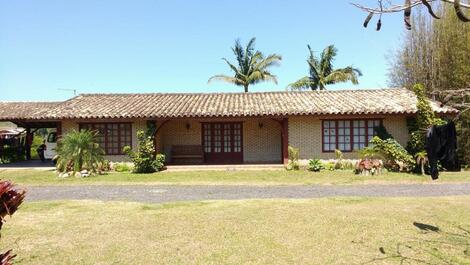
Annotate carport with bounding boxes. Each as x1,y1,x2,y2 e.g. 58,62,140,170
0,102,61,161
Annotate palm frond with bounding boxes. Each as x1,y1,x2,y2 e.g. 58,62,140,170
260,72,278,85
307,60,320,80
208,75,245,86
307,45,319,69
222,58,242,75
320,45,338,76
246,37,256,57
232,39,245,70
324,67,363,85
255,54,282,70
287,77,314,90
243,38,256,73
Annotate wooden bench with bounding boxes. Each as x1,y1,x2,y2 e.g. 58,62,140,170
171,145,204,164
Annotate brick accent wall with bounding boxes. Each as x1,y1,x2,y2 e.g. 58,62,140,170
159,120,202,161
243,119,281,163
382,116,410,147
157,118,282,164
288,115,410,163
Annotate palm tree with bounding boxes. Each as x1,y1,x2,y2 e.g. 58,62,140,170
208,38,282,93
288,45,362,91
55,130,105,175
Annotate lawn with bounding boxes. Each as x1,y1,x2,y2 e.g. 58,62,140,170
2,197,470,264
0,169,470,186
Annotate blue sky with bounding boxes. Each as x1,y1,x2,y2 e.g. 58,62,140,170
0,0,404,101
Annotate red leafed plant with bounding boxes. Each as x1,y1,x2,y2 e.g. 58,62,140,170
0,180,26,265
0,250,15,265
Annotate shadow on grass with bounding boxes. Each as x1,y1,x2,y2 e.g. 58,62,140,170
362,222,470,264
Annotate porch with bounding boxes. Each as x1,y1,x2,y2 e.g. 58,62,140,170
152,117,289,165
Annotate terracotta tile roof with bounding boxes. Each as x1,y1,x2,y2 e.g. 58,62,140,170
0,102,60,120
0,88,458,120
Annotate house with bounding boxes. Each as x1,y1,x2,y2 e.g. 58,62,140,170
0,88,457,165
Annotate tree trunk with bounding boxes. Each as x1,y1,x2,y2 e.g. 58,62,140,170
244,84,249,93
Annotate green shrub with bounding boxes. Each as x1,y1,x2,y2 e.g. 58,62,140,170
0,145,20,164
287,146,300,171
407,84,446,155
307,159,323,172
31,136,45,160
55,130,105,174
123,130,165,173
413,84,443,129
358,146,383,160
155,154,166,172
370,136,415,172
99,160,111,172
338,160,355,170
323,161,336,171
114,163,132,172
334,149,343,160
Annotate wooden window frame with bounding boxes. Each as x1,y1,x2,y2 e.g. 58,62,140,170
78,122,132,155
321,119,383,153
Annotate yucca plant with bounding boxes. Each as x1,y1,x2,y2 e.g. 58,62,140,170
288,45,362,90
208,37,282,93
0,180,26,265
415,151,429,176
55,130,105,175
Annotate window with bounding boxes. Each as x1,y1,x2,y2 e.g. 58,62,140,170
203,124,211,153
323,121,337,152
202,123,242,154
322,119,382,152
79,123,132,155
337,120,351,151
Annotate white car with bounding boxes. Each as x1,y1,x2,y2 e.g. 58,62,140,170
44,131,57,160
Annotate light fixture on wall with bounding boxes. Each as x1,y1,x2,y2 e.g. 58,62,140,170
186,123,191,130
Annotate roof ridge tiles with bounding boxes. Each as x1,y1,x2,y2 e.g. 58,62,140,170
77,87,406,97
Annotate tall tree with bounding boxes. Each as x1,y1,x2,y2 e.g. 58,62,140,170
208,38,282,93
288,45,362,90
388,4,470,164
388,5,470,90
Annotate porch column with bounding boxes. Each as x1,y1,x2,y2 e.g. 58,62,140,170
56,122,62,138
281,118,289,165
150,120,169,155
25,127,32,160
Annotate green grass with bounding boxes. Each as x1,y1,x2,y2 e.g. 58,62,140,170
2,197,470,264
1,169,470,186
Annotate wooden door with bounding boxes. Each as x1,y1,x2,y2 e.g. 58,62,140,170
202,122,243,164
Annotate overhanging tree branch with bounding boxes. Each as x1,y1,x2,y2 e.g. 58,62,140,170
352,0,470,29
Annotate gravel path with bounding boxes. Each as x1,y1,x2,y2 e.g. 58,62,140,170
24,183,470,204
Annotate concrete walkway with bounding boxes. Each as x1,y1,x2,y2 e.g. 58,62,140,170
25,183,470,204
0,160,55,170
165,164,285,172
